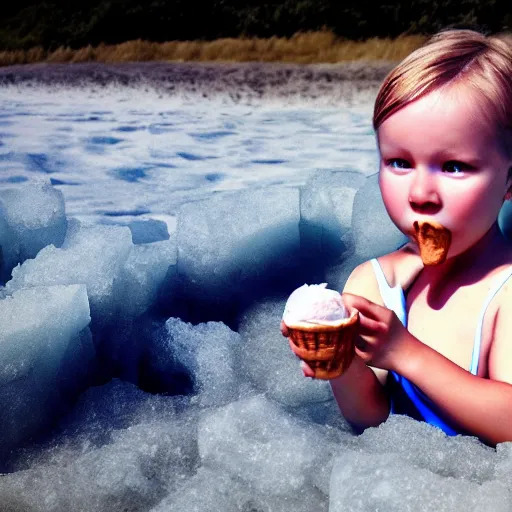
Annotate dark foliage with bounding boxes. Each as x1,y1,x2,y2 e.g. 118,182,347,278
0,0,510,51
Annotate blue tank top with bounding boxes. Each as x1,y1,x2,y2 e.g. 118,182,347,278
370,258,512,436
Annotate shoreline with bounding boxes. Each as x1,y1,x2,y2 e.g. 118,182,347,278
0,59,396,79
0,61,394,102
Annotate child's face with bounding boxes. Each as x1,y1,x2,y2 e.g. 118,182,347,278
376,88,512,260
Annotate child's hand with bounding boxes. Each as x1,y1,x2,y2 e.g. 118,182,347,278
280,320,316,378
341,293,412,371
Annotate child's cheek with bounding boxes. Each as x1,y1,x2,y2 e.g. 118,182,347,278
379,174,411,227
442,193,499,256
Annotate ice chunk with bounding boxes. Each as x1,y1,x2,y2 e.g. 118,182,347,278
6,221,133,328
0,180,67,258
0,200,14,283
198,395,344,499
355,414,496,482
495,443,512,484
0,180,67,281
0,411,198,511
56,326,96,406
150,468,250,512
351,172,408,258
237,299,332,406
161,318,243,406
152,466,329,512
177,187,301,305
126,219,170,244
330,449,510,512
324,172,408,292
300,170,366,268
101,218,171,245
23,379,192,459
0,284,91,458
329,415,510,512
119,238,177,318
0,284,90,384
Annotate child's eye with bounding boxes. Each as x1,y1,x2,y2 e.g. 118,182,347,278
386,159,410,170
443,161,469,174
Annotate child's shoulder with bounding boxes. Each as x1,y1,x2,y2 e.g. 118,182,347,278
343,243,423,304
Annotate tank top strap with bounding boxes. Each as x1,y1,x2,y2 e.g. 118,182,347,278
470,265,512,375
370,258,389,293
370,258,408,327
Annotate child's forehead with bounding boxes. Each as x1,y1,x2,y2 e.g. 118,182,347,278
382,89,481,126
377,89,497,153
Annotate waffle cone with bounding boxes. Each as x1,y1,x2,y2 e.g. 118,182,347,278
287,309,359,380
413,220,451,266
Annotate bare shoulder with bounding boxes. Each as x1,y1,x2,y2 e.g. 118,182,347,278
489,277,512,384
490,242,512,308
343,254,409,386
343,242,423,304
342,259,385,306
381,242,424,290
488,245,512,383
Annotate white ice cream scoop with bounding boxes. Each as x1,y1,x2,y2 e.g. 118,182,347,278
282,283,348,327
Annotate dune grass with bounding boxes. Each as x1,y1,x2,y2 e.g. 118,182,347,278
0,31,429,67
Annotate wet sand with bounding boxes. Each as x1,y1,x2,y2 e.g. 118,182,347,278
0,60,394,102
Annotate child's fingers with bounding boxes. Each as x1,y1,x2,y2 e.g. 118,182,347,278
288,338,303,357
300,361,316,378
357,311,383,335
288,340,316,378
280,320,290,337
343,293,387,321
354,346,372,364
354,334,367,350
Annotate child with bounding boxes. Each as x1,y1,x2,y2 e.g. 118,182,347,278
282,29,512,446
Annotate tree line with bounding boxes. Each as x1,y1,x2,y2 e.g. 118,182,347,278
1,0,510,51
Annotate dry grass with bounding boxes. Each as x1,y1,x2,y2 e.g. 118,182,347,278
0,31,430,67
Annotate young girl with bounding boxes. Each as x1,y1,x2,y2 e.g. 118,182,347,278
283,29,512,446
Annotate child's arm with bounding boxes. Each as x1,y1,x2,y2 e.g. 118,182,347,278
346,291,512,446
399,340,512,445
328,262,391,428
283,261,391,428
328,354,390,429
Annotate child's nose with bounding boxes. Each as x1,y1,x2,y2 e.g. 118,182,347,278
408,168,441,212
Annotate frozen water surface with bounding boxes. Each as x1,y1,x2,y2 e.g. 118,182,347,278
0,70,379,232
0,64,511,511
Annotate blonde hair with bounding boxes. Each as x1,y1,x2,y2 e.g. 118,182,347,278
373,29,512,158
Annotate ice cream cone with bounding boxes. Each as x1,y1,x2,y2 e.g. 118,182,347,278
287,308,359,379
413,220,452,266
